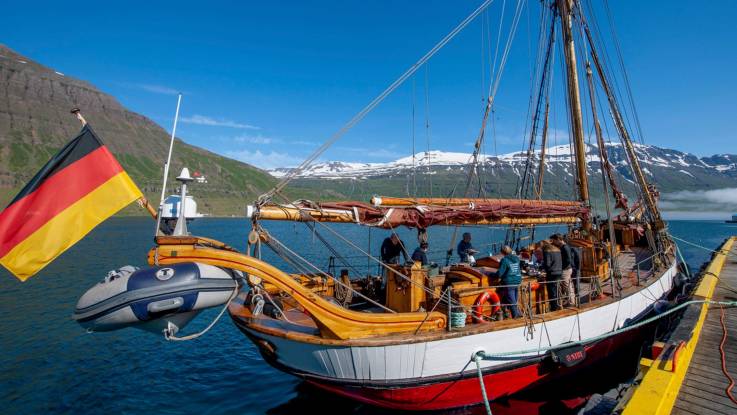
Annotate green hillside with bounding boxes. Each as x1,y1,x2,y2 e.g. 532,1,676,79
0,44,291,215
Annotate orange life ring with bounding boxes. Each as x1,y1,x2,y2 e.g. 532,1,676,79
472,289,501,323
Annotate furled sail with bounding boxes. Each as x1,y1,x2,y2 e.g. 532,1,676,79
247,198,589,229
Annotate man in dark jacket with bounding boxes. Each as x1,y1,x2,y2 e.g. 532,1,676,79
542,240,563,311
569,242,582,299
412,242,429,266
497,245,522,318
552,234,575,307
457,232,478,263
381,234,408,265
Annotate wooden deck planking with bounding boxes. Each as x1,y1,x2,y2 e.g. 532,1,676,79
672,241,737,414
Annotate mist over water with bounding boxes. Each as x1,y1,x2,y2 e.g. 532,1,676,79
0,218,735,414
660,187,737,220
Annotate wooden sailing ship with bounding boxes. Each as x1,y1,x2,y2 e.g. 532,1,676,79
147,0,681,410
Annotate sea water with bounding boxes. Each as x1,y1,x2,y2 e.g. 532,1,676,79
1,218,735,414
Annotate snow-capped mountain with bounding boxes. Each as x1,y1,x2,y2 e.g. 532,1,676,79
267,142,736,201
270,143,736,182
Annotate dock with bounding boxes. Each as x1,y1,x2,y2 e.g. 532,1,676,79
618,236,737,414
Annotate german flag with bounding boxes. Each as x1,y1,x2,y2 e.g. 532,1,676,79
0,125,142,281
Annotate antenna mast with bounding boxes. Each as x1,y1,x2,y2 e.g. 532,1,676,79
155,93,183,236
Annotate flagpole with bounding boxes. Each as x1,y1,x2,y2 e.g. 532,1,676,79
155,93,183,236
70,108,158,220
70,108,87,126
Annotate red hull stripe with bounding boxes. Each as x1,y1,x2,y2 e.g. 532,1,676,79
302,328,642,411
0,145,124,257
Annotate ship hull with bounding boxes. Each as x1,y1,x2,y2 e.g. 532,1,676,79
302,323,650,411
233,261,677,411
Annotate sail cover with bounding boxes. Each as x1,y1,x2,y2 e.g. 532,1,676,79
249,199,589,229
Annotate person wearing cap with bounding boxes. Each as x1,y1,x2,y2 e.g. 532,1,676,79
457,232,478,263
497,245,522,318
412,242,429,266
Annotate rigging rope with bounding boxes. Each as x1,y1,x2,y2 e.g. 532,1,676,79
425,65,433,197
518,8,557,200
263,228,397,313
259,0,499,206
602,0,646,145
579,9,661,230
445,0,527,265
411,76,417,197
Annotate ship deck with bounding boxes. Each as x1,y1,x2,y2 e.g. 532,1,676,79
619,236,737,415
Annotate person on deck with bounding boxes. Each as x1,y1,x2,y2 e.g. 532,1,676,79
497,245,522,318
542,240,563,311
457,233,478,263
412,242,429,266
381,234,409,265
532,241,544,267
567,236,582,298
552,234,576,307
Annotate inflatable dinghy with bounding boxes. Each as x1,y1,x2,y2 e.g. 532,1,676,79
73,262,239,334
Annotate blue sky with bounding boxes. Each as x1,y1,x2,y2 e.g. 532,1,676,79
2,1,735,169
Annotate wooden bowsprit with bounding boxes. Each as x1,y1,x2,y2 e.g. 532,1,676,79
148,236,446,340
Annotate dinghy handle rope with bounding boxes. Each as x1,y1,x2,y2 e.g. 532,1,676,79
472,299,737,360
163,285,240,341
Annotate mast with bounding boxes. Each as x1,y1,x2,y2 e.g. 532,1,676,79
557,0,590,214
536,100,550,199
581,23,664,230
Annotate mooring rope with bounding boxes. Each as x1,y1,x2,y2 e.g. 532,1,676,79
469,298,737,410
473,351,494,415
473,299,737,360
670,234,737,260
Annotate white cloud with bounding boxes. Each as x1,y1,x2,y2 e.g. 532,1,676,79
226,149,304,169
660,187,737,213
181,114,260,130
366,148,402,159
291,140,319,146
233,134,277,144
337,146,402,160
137,84,180,95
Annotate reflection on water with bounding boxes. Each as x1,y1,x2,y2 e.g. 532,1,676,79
0,217,734,414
